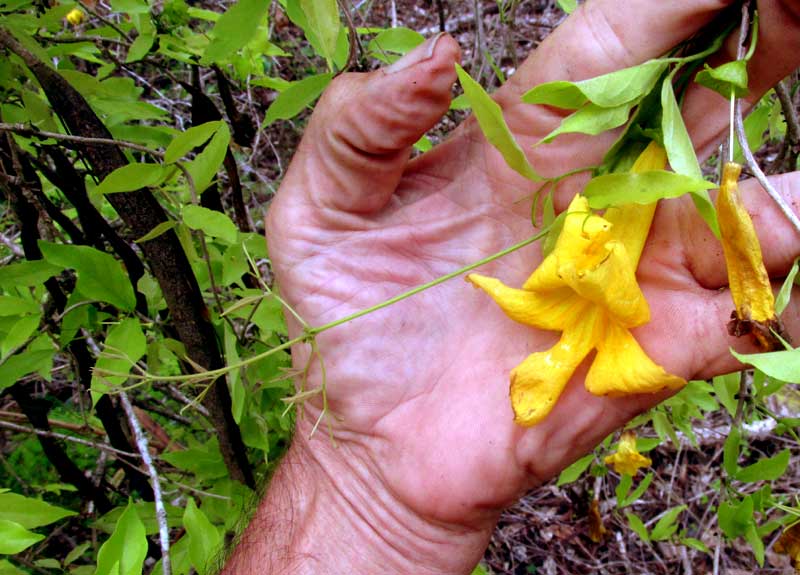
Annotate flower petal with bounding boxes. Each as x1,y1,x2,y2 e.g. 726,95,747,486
510,306,598,426
467,274,585,330
558,239,650,328
604,431,652,476
717,162,775,324
523,195,612,292
585,317,685,396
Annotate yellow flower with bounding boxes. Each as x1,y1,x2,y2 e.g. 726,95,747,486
66,7,86,26
604,430,651,475
717,161,785,350
468,142,685,426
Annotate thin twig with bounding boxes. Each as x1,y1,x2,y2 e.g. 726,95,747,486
0,410,105,436
0,419,139,458
732,1,800,236
734,101,800,235
119,392,171,575
0,123,162,158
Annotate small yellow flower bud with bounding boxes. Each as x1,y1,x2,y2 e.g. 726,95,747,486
66,8,86,26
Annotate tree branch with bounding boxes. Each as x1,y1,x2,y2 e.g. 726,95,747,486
120,392,171,575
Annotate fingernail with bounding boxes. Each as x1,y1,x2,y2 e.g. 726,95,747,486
386,32,446,74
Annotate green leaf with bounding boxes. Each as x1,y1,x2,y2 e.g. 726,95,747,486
0,559,28,575
367,27,424,59
94,162,167,195
298,0,340,67
539,102,634,143
0,295,39,316
224,322,244,423
557,453,593,486
660,79,719,236
620,472,653,508
522,60,666,109
90,318,146,400
625,511,650,543
200,0,270,64
0,492,76,529
0,348,55,391
712,372,739,418
183,205,238,244
723,425,741,476
735,449,790,482
650,505,686,541
64,542,91,566
718,496,753,538
185,123,230,194
1,314,41,357
39,242,136,311
0,520,45,554
0,260,60,289
95,502,147,575
556,0,577,13
776,258,799,315
125,30,155,62
455,64,540,181
584,170,714,208
695,60,748,99
681,537,710,554
135,220,177,244
164,121,223,163
731,347,800,382
183,498,221,575
745,522,765,567
263,73,332,126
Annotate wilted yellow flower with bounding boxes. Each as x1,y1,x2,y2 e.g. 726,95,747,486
66,7,86,26
604,430,651,475
468,142,685,426
717,161,785,350
587,498,607,543
775,522,800,573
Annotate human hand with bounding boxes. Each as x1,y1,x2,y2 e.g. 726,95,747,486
228,1,800,573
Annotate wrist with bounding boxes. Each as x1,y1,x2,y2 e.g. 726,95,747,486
224,429,493,575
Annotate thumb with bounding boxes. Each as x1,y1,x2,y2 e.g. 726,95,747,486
291,33,461,213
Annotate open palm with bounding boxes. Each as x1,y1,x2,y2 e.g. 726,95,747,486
263,0,800,569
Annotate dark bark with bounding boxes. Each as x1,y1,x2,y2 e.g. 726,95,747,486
213,66,255,147
0,28,254,488
7,383,113,513
0,134,152,502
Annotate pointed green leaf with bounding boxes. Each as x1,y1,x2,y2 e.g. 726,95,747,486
263,73,332,126
661,79,719,236
723,425,741,476
735,449,790,482
125,30,155,63
539,102,634,143
712,372,739,418
135,220,177,244
0,492,76,529
625,511,650,543
367,27,424,60
164,121,223,163
0,260,60,289
522,60,667,109
0,520,45,554
183,498,221,575
584,170,714,208
95,502,147,575
185,123,230,195
183,205,238,244
298,0,340,67
200,0,270,64
0,348,55,391
650,505,686,541
456,64,540,181
731,348,800,382
39,242,136,311
695,60,748,99
556,453,593,486
556,0,577,13
91,318,146,400
94,162,167,195
776,258,799,315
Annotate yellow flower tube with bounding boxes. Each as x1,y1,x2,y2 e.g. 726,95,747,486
717,162,786,350
468,142,685,426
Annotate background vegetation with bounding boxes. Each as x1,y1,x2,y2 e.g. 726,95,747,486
0,0,798,573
